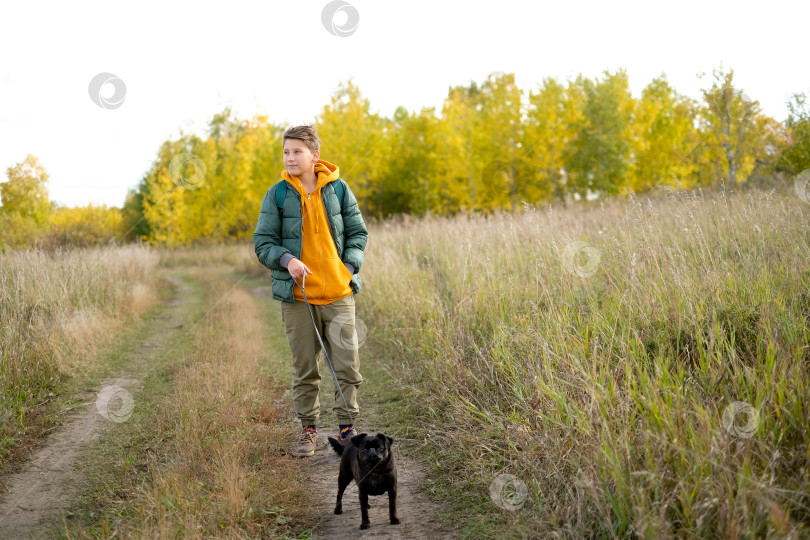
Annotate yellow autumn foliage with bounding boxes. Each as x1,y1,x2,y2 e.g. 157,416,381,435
47,204,123,248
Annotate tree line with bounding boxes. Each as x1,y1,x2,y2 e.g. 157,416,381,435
2,67,808,249
0,155,121,250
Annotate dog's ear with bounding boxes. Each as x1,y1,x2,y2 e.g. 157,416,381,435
375,433,394,448
350,433,368,448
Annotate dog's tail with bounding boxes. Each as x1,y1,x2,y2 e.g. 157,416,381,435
327,436,345,455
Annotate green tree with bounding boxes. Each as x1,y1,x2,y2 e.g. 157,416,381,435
134,109,286,246
0,154,51,248
316,80,386,214
141,138,197,246
1,154,51,224
698,68,762,185
523,77,580,202
439,73,524,212
437,80,482,212
124,73,795,243
629,75,699,191
120,186,151,242
374,106,442,216
778,93,810,174
475,73,524,211
565,70,635,198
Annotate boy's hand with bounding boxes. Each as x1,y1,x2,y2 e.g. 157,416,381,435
287,258,313,280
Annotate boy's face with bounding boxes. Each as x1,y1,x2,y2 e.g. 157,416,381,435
283,138,319,176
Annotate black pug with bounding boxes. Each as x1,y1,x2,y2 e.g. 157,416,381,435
327,432,400,530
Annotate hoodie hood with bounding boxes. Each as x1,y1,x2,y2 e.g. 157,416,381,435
282,159,340,198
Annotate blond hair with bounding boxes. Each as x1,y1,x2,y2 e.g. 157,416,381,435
282,124,321,154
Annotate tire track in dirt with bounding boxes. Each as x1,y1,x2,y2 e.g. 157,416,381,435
0,274,193,539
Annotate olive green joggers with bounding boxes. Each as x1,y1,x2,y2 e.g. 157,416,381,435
280,294,362,426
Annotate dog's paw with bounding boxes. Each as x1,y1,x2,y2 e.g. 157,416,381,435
334,507,342,515
360,522,370,530
390,517,401,525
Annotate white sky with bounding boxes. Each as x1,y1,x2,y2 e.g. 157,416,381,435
1,0,807,208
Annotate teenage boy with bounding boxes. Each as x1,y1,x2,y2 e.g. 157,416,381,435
254,124,368,457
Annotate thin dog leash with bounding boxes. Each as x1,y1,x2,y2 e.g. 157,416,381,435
293,273,352,415
293,276,389,481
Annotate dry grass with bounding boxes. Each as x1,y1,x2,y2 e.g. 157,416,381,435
94,270,309,538
156,244,266,278
5,183,806,537
0,245,160,470
360,185,810,538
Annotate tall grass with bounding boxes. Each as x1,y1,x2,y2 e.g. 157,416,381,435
81,271,308,538
361,185,810,537
155,243,265,278
0,245,159,468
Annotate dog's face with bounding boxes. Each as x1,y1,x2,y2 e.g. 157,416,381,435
351,433,393,465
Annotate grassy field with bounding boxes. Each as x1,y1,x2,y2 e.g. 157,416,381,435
358,184,810,537
0,245,160,472
1,183,808,538
63,269,312,538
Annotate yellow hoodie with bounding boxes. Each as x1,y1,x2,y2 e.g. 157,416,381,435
282,160,353,305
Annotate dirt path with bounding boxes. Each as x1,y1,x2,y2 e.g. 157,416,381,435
250,284,450,538
0,274,192,539
1,276,450,538
305,431,449,539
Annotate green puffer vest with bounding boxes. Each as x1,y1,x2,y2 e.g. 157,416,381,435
253,178,368,303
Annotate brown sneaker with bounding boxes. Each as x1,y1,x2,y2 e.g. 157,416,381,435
295,428,318,457
338,427,358,446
